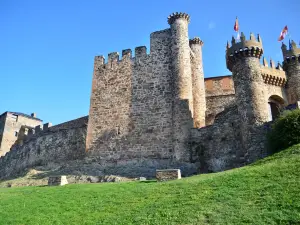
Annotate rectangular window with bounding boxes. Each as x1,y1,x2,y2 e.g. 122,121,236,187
9,114,18,122
15,131,18,137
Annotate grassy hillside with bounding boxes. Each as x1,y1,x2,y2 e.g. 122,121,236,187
0,145,300,225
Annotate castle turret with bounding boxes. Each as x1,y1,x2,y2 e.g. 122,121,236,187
226,32,269,162
282,40,300,104
168,12,193,111
189,37,206,128
168,12,193,161
226,32,269,124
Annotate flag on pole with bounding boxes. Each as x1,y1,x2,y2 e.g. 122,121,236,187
278,26,288,41
289,39,293,50
234,17,240,40
234,17,239,31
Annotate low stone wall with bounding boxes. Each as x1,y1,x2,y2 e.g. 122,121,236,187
156,169,181,181
0,116,88,180
48,176,68,186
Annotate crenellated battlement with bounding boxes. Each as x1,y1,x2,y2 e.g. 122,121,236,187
260,57,286,87
189,37,203,46
134,46,148,60
226,32,263,71
282,40,300,65
93,46,151,70
168,12,190,25
17,123,52,144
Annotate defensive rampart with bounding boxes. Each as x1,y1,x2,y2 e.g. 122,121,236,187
0,116,88,179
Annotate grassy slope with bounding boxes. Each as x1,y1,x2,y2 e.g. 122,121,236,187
0,145,300,225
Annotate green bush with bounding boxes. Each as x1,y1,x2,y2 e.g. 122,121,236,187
268,109,300,153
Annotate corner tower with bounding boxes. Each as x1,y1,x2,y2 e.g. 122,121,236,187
226,32,269,162
189,37,206,128
282,40,300,104
168,12,193,161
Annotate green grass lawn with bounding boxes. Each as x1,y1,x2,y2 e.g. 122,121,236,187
0,145,300,225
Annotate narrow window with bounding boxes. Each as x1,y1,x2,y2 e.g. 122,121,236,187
15,131,18,137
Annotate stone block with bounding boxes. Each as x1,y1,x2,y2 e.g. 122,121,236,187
48,176,68,186
156,169,181,181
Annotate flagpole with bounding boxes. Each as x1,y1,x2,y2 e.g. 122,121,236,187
234,16,240,41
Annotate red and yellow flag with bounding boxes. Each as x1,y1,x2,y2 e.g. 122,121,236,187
278,26,288,41
234,17,239,32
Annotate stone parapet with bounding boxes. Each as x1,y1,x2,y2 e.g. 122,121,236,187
226,32,263,71
156,169,181,181
261,61,287,87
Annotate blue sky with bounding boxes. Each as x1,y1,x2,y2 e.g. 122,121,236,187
0,0,299,125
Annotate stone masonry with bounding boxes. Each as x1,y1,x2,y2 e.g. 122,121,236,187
0,112,42,157
0,116,87,179
156,169,181,181
0,12,299,179
86,12,206,175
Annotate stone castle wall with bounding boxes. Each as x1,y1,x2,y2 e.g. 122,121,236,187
86,29,176,161
190,105,270,173
204,76,235,125
191,106,242,172
0,116,88,179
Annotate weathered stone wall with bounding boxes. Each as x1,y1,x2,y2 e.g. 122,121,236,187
191,106,242,172
0,112,42,157
191,105,270,173
86,29,176,161
205,75,235,97
0,116,88,179
204,76,235,125
205,95,235,125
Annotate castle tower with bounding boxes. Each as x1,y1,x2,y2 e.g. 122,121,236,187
168,12,193,112
189,37,206,128
282,40,300,104
168,12,193,161
226,32,269,162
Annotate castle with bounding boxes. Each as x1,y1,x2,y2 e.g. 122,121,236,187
0,12,299,178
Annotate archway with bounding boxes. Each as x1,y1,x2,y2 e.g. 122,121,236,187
268,95,285,121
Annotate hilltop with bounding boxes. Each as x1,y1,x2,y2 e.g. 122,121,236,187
0,144,299,225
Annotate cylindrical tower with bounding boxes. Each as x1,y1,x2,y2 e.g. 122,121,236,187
226,32,269,162
282,40,300,104
168,12,193,112
189,37,206,128
226,32,269,125
168,12,193,161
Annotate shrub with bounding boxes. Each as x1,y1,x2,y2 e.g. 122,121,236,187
268,109,300,153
